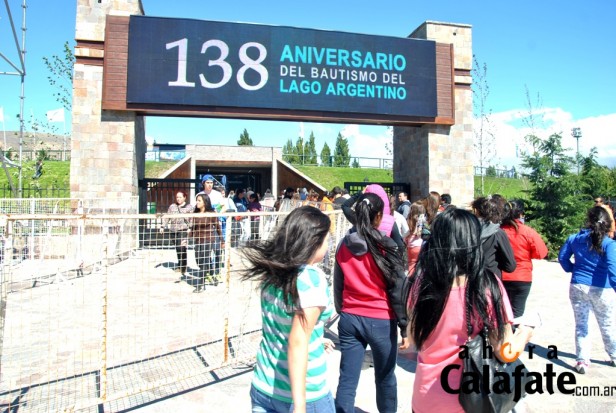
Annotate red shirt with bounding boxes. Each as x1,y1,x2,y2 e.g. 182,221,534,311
336,243,395,320
501,220,548,282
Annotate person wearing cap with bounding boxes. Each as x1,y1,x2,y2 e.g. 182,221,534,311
195,174,224,210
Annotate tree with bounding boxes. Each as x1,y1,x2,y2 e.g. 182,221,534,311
43,41,74,112
472,55,496,195
333,133,351,167
237,129,253,146
579,148,613,199
320,142,332,166
521,133,585,258
295,136,304,164
352,158,360,168
304,132,318,165
521,85,545,154
282,138,297,163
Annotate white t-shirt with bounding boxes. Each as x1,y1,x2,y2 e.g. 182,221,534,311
393,210,410,238
195,189,224,211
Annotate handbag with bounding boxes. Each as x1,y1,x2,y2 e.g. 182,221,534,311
459,292,531,413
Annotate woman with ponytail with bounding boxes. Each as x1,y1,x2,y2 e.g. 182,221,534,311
559,206,616,374
408,208,532,413
333,193,410,413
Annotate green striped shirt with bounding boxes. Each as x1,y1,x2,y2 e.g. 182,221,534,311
252,265,333,402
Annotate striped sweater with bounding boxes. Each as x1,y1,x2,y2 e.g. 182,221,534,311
252,265,333,402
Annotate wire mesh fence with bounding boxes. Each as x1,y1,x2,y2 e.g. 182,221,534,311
0,200,351,412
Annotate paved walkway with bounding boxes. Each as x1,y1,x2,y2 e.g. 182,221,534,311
132,259,616,413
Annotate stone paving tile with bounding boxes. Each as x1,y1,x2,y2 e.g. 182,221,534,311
2,258,615,412
130,260,616,413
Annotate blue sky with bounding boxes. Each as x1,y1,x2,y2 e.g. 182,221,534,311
1,0,615,167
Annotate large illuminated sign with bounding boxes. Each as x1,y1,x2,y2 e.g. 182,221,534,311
127,16,438,118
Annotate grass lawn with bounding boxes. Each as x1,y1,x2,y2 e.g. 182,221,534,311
0,160,71,188
0,161,174,189
0,160,531,201
474,176,532,200
296,166,393,190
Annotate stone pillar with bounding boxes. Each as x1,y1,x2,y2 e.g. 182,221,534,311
394,21,473,207
71,0,145,202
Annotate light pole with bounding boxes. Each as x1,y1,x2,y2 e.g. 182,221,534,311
571,127,582,174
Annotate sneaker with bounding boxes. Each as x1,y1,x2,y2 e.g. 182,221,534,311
575,361,589,374
193,286,204,293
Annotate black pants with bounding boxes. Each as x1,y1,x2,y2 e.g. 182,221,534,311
170,230,188,271
194,241,222,281
503,281,532,319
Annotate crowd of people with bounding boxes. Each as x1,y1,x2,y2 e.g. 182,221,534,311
159,178,348,292
237,185,616,413
158,175,616,411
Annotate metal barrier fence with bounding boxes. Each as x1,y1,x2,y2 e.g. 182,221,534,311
0,186,71,199
474,166,520,179
0,201,350,412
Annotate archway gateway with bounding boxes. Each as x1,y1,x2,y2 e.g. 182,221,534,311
73,0,472,207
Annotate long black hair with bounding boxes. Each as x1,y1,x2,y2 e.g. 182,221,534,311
196,193,214,213
410,208,509,349
585,206,612,254
354,193,404,287
240,206,330,308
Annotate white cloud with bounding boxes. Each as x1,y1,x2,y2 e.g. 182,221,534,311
342,125,392,167
320,110,616,171
484,109,616,169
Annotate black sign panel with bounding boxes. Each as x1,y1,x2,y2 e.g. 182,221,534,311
127,16,437,118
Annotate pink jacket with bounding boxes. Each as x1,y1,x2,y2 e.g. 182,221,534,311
365,184,395,236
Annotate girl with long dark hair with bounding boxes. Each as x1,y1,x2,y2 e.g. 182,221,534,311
241,206,335,413
405,201,428,274
408,208,533,413
192,193,223,292
334,193,410,413
558,206,616,374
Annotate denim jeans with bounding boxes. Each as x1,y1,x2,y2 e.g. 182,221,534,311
250,385,335,413
335,312,398,413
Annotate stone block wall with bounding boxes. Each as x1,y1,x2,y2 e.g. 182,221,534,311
394,21,474,208
71,0,145,201
76,0,143,40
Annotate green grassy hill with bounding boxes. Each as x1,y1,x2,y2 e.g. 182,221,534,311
0,160,71,188
295,166,393,190
0,160,530,200
296,165,530,200
474,176,531,200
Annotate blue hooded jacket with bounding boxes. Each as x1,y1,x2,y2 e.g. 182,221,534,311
558,229,616,290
